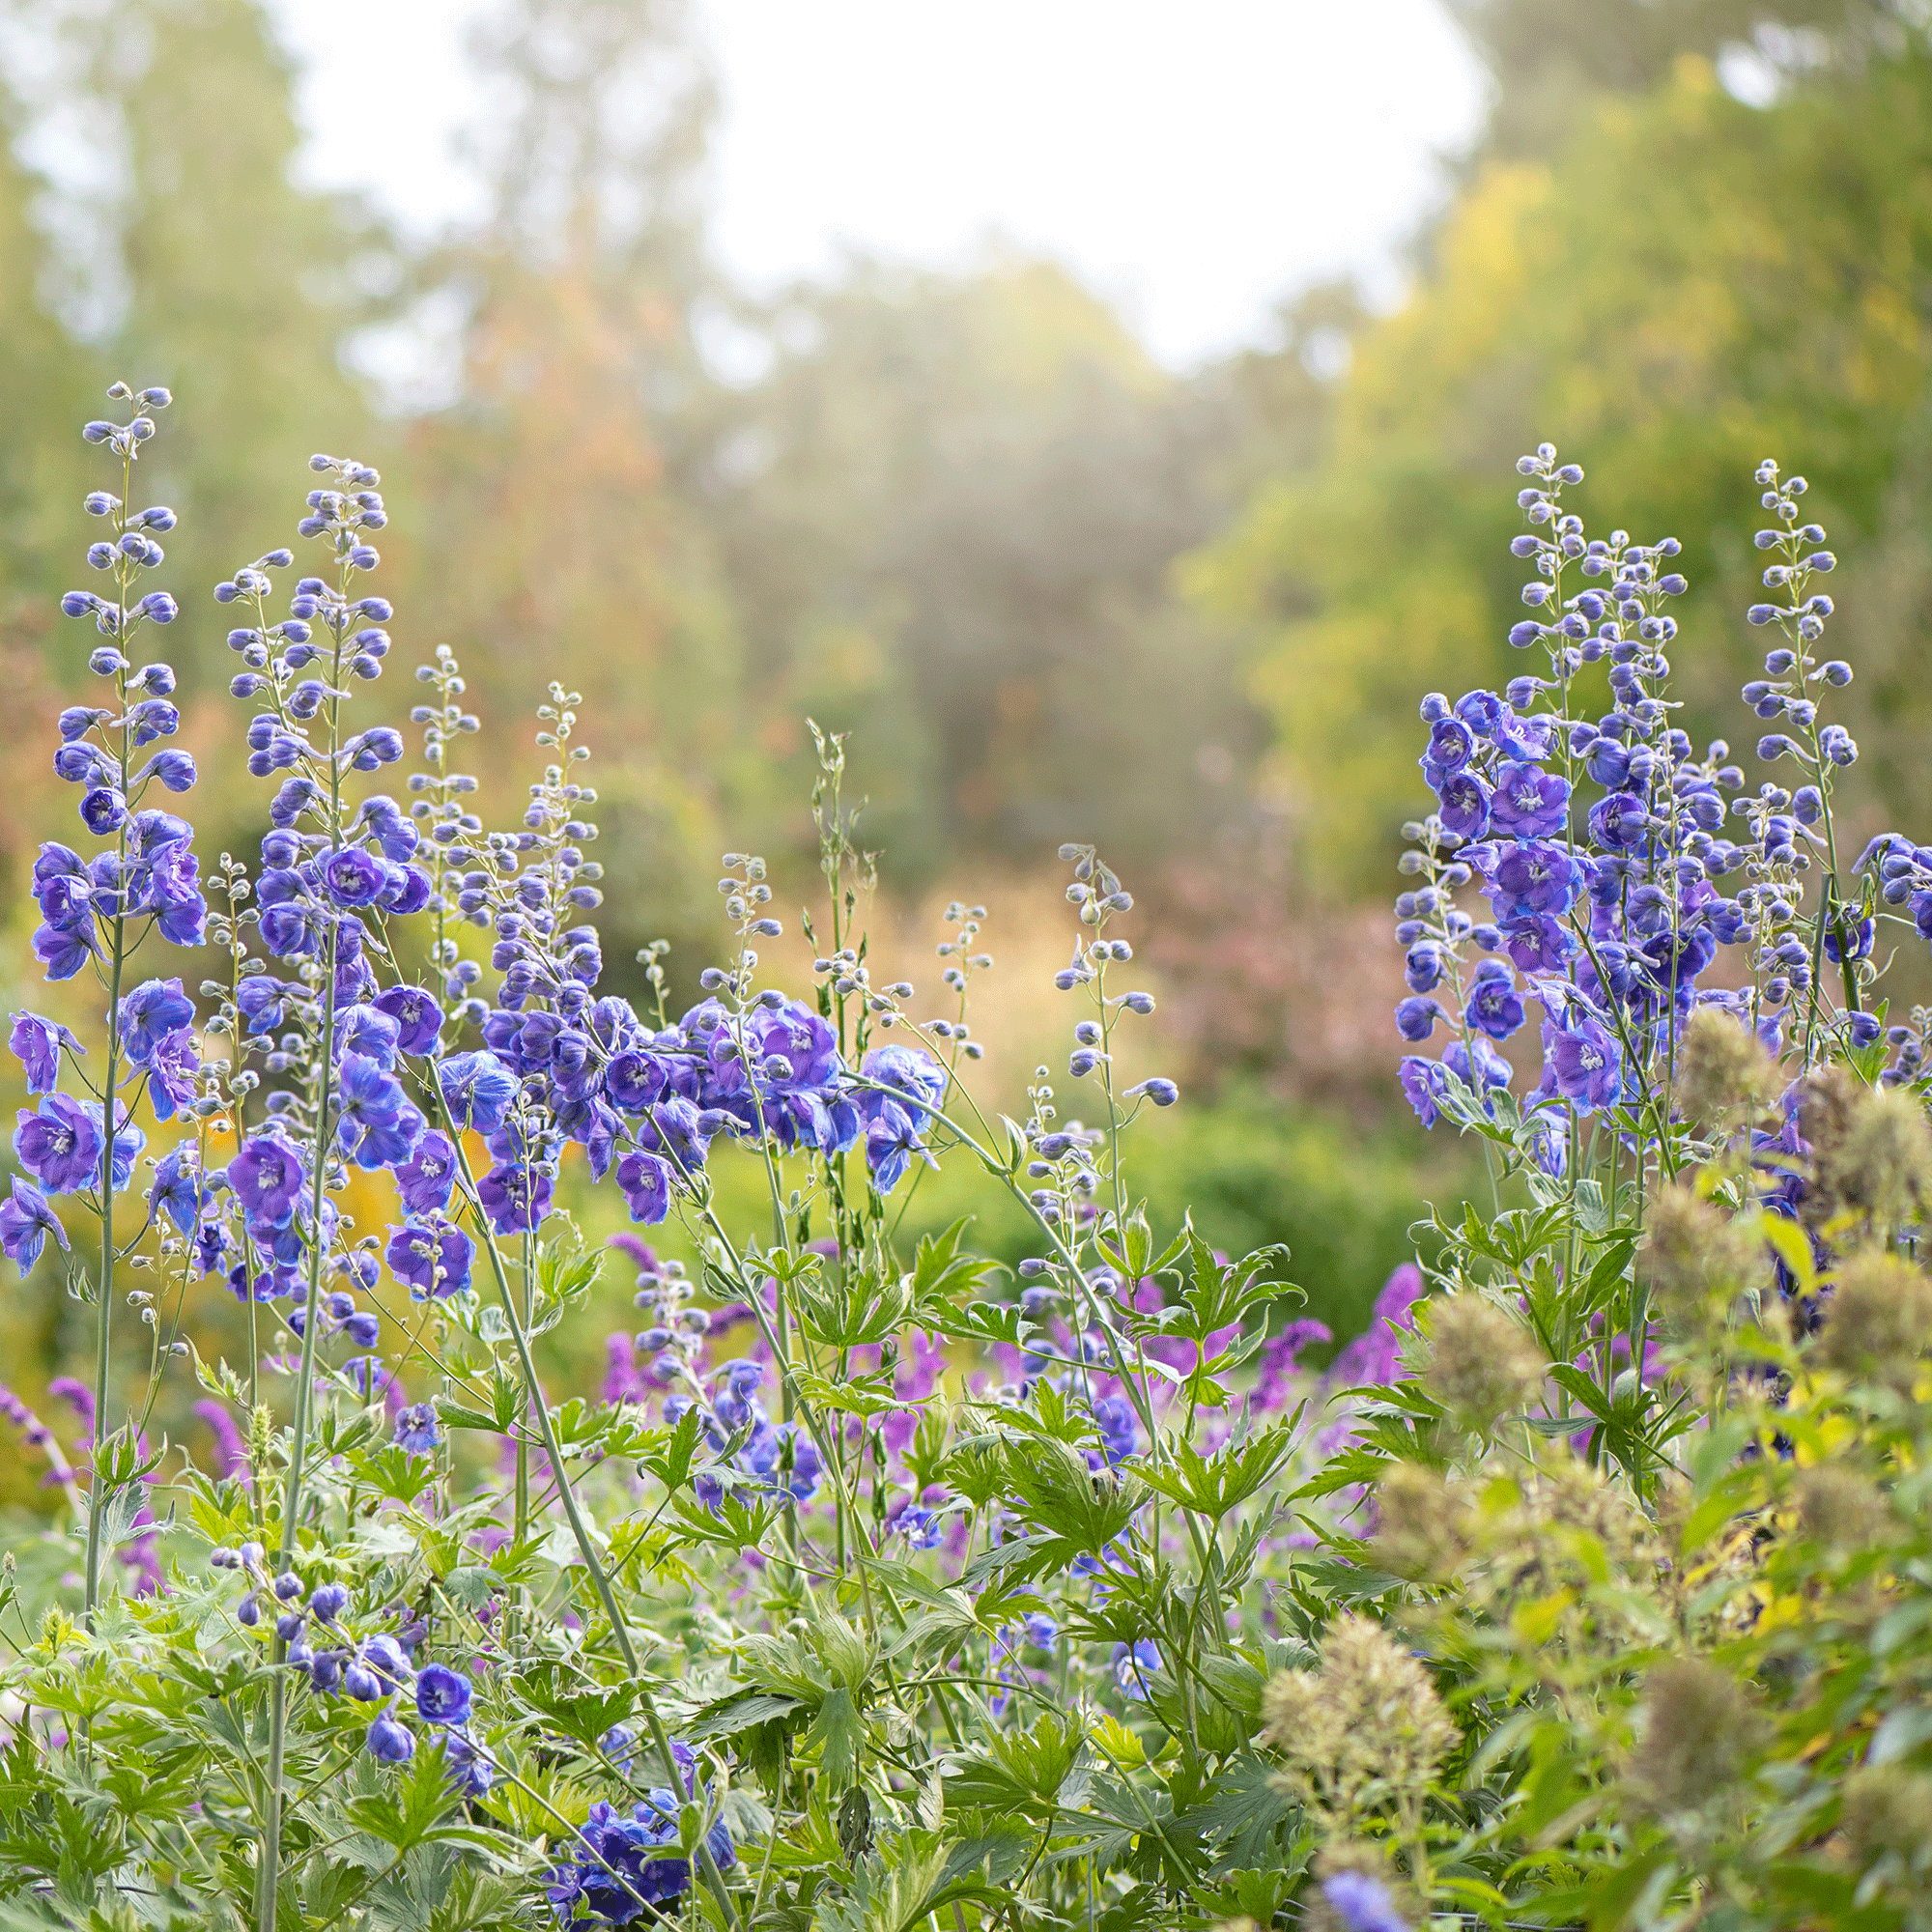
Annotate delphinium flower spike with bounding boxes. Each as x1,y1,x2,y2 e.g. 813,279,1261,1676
46,383,209,1630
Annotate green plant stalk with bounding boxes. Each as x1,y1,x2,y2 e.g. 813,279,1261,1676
260,919,340,1932
83,909,127,1634
438,1110,740,1926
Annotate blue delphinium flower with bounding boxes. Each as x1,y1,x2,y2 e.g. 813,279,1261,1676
8,1012,81,1094
151,1147,207,1235
334,1054,425,1172
384,1218,473,1299
0,1178,69,1276
366,1707,415,1764
1322,1870,1410,1932
546,1744,737,1919
414,1662,470,1724
437,1050,518,1133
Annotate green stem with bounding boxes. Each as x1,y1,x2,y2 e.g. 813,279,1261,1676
261,918,340,1932
438,1105,740,1927
83,912,127,1633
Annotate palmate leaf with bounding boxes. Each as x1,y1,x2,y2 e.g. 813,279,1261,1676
925,1825,1037,1910
905,1217,1005,1324
794,1366,905,1419
942,1712,1087,1819
796,1264,913,1349
1168,1230,1294,1347
1134,1420,1297,1522
342,1746,497,1855
506,1663,636,1751
804,1686,865,1789
810,1837,951,1932
1172,1754,1300,1868
926,1298,1038,1350
684,1691,805,1746
994,1436,1144,1576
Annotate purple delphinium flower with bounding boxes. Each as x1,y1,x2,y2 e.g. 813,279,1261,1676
616,1150,672,1226
1541,1013,1624,1114
477,1160,553,1234
414,1662,471,1724
1483,839,1589,922
9,1012,81,1094
394,1403,442,1458
322,846,389,909
1488,761,1571,839
384,1218,473,1299
1321,1871,1409,1932
1397,1056,1448,1129
14,1093,104,1195
1435,769,1491,840
228,1129,306,1232
1501,914,1577,974
394,1128,458,1215
1394,996,1444,1042
0,1177,69,1275
865,1097,929,1194
374,984,441,1056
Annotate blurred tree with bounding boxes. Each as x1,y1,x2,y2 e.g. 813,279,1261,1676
385,0,747,994
1446,0,1889,155
1188,43,1932,905
691,255,1284,889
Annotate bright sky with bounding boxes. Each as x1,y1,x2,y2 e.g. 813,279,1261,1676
273,0,1487,369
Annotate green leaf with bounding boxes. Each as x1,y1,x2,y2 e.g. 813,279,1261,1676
1134,1420,1295,1521
805,1686,864,1789
906,1217,1004,1321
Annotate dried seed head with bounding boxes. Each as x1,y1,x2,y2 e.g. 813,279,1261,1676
1641,1183,1763,1326
1803,1067,1932,1234
1814,1252,1932,1389
1677,1007,1782,1125
1841,1764,1932,1865
1422,1294,1545,1436
1372,1461,1469,1581
1264,1613,1458,1821
1628,1657,1762,1814
1792,1464,1889,1553
1520,1456,1655,1579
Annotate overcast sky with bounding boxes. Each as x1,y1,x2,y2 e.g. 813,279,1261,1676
271,0,1488,369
